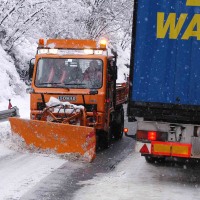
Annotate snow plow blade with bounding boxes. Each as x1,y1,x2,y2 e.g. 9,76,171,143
9,117,96,162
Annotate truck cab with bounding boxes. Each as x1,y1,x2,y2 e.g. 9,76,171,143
28,38,125,147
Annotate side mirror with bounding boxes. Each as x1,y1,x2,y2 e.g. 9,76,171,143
108,60,117,81
29,58,35,79
26,87,34,94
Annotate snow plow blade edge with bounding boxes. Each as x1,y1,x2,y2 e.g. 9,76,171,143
9,117,96,162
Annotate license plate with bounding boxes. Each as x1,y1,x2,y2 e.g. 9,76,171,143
58,96,76,101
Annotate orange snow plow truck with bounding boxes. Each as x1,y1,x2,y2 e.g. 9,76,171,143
9,38,128,162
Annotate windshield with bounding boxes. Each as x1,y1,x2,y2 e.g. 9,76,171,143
35,58,103,89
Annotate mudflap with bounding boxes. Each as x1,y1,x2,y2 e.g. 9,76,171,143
9,117,96,162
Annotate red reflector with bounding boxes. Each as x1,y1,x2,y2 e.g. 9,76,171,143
105,99,110,103
93,110,97,121
148,131,157,141
93,110,97,115
124,128,128,133
140,144,149,154
8,99,12,109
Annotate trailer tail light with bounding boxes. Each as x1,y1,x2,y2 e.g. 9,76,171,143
136,130,167,142
148,131,157,141
137,130,148,141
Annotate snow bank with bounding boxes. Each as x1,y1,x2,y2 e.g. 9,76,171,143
0,45,27,110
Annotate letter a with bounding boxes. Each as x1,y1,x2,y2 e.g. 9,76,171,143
186,0,200,6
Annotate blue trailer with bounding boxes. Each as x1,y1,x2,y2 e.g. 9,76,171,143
127,0,200,162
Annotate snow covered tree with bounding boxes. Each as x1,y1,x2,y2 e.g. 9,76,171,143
0,0,133,81
0,0,50,51
75,0,133,49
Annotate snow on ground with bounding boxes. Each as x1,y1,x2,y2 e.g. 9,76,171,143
0,43,200,199
0,144,66,200
73,153,200,200
0,40,131,200
0,93,68,200
0,46,68,200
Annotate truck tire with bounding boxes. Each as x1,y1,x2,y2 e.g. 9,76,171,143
105,125,112,148
98,125,112,149
113,107,124,140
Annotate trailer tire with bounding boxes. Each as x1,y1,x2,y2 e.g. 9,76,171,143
145,156,165,164
113,107,124,140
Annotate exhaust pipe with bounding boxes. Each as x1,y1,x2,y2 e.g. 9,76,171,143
0,106,20,120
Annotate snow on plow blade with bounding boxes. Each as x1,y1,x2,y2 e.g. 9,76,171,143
9,117,96,162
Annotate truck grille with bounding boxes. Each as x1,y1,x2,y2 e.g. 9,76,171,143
37,102,97,112
37,102,46,110
84,104,97,112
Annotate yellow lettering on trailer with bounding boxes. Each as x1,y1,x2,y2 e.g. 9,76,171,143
182,14,200,40
157,12,187,39
157,12,200,40
186,0,200,6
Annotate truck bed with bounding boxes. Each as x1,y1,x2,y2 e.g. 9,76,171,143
116,83,128,106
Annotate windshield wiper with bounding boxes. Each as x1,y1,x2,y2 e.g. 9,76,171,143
37,82,70,90
64,83,86,85
64,83,87,88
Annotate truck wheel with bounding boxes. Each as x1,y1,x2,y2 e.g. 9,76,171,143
113,107,124,140
98,127,112,149
104,123,113,148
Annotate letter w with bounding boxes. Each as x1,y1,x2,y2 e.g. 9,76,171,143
157,12,187,39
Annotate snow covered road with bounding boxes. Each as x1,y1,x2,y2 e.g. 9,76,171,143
1,97,200,200
73,153,200,200
0,96,67,199
0,143,66,200
1,118,200,200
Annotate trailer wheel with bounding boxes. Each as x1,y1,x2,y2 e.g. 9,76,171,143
113,107,124,140
145,156,165,164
